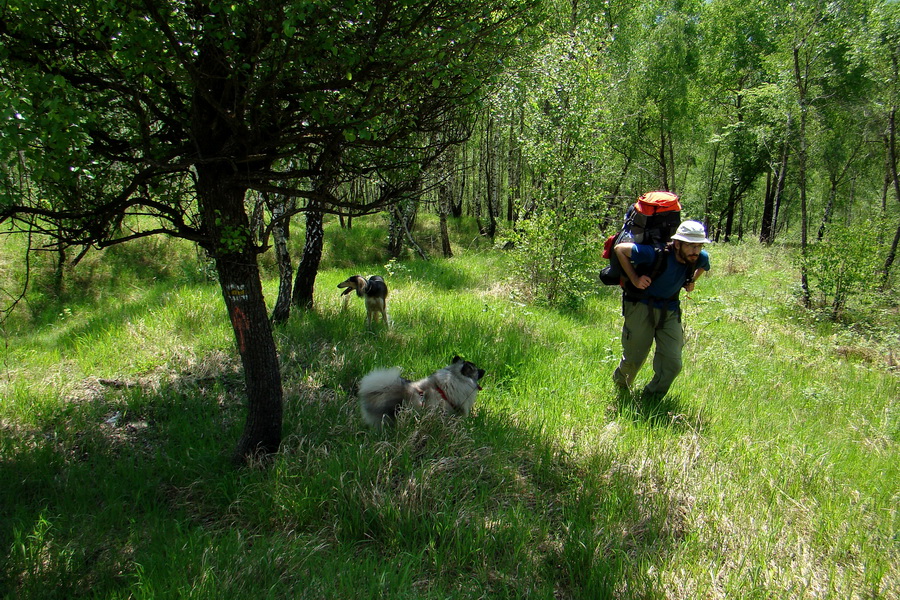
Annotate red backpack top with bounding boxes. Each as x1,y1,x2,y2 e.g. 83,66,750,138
633,191,681,217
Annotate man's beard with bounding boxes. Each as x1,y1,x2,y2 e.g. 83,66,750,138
676,243,699,265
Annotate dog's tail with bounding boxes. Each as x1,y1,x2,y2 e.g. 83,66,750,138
358,367,408,428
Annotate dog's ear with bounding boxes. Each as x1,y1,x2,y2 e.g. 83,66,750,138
451,355,463,364
460,361,485,381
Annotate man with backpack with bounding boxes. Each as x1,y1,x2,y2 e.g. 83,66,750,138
611,220,711,399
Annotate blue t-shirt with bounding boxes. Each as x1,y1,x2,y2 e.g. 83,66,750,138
629,245,711,309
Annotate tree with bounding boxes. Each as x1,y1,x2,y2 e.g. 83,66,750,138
863,0,900,286
765,0,854,304
501,0,612,307
269,193,294,324
630,0,702,192
697,0,774,240
0,0,544,461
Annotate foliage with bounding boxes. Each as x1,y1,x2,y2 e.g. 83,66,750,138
0,0,546,238
803,217,887,319
436,0,900,263
506,209,599,308
494,11,611,307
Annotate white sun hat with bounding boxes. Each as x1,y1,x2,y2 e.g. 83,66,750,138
670,220,711,244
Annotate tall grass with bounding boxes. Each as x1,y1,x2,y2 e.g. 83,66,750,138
0,217,897,599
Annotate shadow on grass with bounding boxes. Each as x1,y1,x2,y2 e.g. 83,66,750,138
262,390,694,598
0,352,694,599
612,388,707,432
267,307,695,597
2,240,691,597
0,363,252,599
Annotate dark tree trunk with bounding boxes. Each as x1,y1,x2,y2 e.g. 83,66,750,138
704,144,719,227
760,171,776,244
291,209,324,310
484,115,498,239
450,144,465,218
196,167,283,461
760,119,791,245
817,180,837,242
723,184,738,242
388,202,404,257
270,196,294,324
658,123,669,191
883,107,900,287
794,48,811,306
438,182,453,258
507,106,522,223
190,37,282,461
54,228,66,297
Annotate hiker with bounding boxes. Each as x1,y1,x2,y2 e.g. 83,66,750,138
611,220,711,399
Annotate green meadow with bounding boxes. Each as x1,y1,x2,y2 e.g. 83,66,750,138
0,217,897,599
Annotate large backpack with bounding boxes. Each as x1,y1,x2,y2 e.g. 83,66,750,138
599,191,682,287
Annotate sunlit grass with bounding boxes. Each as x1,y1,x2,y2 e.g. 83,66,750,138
0,219,897,599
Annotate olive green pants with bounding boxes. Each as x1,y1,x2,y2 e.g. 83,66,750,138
612,300,683,397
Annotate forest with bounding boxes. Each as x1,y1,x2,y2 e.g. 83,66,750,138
1,1,899,598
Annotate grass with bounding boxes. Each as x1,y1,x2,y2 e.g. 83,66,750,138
0,215,898,599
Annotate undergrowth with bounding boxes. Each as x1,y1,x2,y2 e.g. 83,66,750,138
0,216,897,599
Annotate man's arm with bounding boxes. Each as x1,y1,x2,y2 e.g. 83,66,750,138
614,243,651,290
684,267,706,293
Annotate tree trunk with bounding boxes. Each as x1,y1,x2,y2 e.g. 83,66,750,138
291,209,324,310
772,133,790,242
760,118,791,245
189,37,283,461
388,203,403,257
450,144,464,218
794,48,811,307
885,223,900,285
817,180,837,242
438,183,453,258
392,202,429,260
196,167,283,461
270,196,294,324
883,106,900,287
250,196,266,242
54,228,66,297
485,115,499,239
722,183,738,242
760,170,775,244
704,144,719,227
659,124,669,191
507,104,522,223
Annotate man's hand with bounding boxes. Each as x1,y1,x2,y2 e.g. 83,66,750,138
615,243,649,290
630,275,652,289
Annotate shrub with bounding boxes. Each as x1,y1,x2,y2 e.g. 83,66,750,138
506,209,599,309
804,218,884,320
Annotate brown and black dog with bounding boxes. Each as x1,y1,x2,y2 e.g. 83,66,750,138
337,275,390,328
